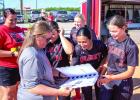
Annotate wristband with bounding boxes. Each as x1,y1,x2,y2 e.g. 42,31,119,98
11,51,15,57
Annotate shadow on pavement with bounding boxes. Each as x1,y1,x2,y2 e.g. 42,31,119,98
133,78,140,88
132,93,140,100
132,78,140,100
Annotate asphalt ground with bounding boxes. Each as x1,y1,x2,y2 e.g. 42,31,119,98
129,30,140,100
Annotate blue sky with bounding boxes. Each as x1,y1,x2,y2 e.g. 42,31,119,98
1,0,83,9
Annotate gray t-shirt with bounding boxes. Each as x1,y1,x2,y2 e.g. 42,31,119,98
107,37,138,74
17,47,56,100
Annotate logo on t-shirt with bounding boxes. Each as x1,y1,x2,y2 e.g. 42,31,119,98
10,32,24,43
80,53,101,63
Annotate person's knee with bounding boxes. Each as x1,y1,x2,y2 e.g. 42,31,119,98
1,85,17,99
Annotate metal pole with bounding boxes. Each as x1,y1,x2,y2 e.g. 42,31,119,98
3,0,4,10
36,0,37,9
20,0,23,15
86,0,92,27
125,2,127,22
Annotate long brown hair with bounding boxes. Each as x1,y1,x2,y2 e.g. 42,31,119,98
17,21,52,61
107,15,126,28
107,15,128,34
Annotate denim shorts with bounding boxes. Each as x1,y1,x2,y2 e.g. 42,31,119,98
0,66,20,86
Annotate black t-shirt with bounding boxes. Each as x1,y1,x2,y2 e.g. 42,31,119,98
72,40,108,69
106,37,139,74
46,37,70,68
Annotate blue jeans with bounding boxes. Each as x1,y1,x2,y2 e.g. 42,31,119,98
99,78,133,100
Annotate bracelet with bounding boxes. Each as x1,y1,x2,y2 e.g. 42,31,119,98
11,51,15,57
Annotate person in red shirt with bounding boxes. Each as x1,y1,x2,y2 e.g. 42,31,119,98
47,12,54,22
0,8,24,100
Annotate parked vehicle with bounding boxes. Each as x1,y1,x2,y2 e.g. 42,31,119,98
0,15,4,24
54,11,69,22
17,15,24,23
28,11,40,22
68,11,79,21
127,23,140,29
